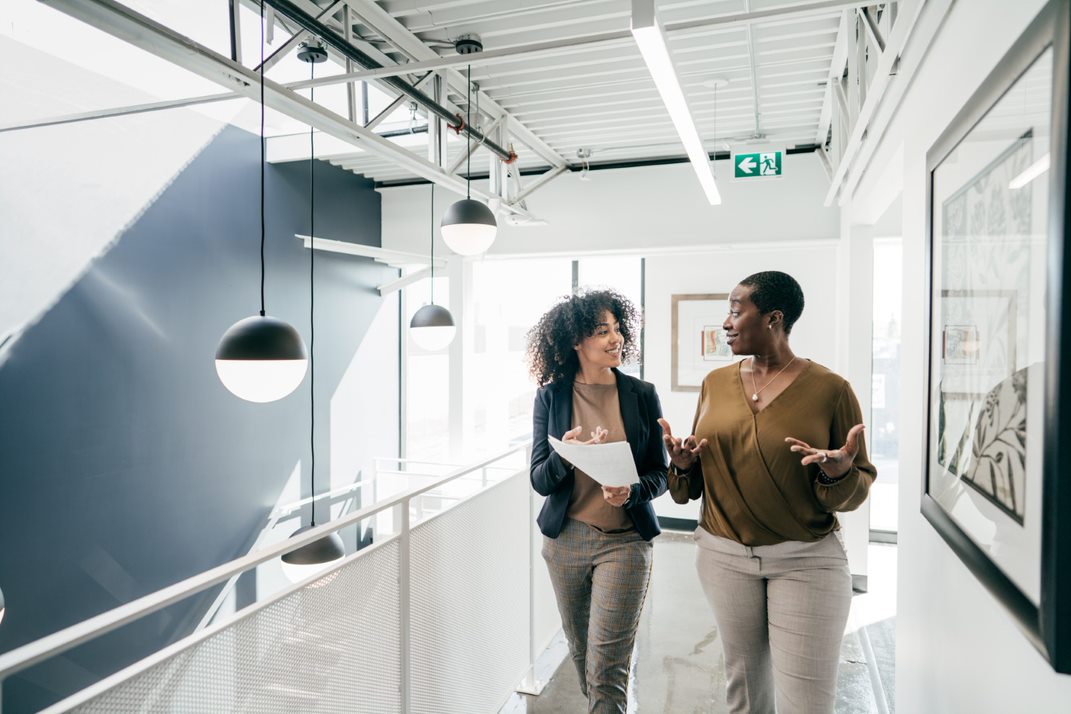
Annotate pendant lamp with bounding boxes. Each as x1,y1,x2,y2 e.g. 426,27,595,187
411,183,457,351
0,584,5,625
440,64,497,256
216,2,308,403
282,40,345,583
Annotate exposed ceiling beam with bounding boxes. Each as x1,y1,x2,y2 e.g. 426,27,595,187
39,0,531,215
264,0,516,163
512,165,569,204
343,0,569,170
815,10,851,145
824,0,930,205
320,0,874,87
742,0,763,137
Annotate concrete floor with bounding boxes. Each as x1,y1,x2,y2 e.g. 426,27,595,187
509,531,896,714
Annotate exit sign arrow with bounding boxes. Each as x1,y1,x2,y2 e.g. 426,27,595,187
733,150,783,179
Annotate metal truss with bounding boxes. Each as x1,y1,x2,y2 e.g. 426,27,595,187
816,1,931,205
26,0,909,212
31,0,557,215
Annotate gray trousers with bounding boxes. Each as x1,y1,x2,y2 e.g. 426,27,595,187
543,518,654,714
695,527,852,714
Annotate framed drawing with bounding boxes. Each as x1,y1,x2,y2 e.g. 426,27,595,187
923,0,1071,673
671,293,734,391
939,289,1017,399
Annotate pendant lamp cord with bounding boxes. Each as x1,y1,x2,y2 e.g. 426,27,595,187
429,182,436,304
309,59,317,528
466,64,471,200
259,1,266,317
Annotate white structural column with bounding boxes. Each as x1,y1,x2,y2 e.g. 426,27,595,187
836,218,875,588
447,257,475,461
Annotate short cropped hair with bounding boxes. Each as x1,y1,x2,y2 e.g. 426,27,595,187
526,289,639,387
739,271,805,334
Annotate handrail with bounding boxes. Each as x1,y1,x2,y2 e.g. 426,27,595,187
269,476,367,519
196,474,370,631
0,445,527,683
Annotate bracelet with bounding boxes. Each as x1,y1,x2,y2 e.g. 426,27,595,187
816,466,849,485
670,462,696,477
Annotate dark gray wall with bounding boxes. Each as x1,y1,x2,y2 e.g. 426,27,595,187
0,125,395,712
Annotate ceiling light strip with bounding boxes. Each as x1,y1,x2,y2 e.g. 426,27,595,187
631,0,721,204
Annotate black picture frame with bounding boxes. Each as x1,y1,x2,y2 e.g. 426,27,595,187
922,0,1071,673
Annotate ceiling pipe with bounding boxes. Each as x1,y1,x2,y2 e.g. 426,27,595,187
263,0,516,163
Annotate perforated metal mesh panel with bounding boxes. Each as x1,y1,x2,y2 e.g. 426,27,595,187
408,474,530,714
530,493,562,655
70,541,402,714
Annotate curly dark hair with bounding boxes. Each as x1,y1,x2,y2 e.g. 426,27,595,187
739,271,805,334
526,289,639,386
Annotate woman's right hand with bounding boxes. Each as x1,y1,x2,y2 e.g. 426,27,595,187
657,418,707,470
562,424,608,445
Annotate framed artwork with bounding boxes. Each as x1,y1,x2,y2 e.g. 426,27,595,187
671,293,734,392
923,0,1071,673
939,289,1017,398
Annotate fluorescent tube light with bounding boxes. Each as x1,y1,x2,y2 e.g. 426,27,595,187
631,0,721,205
1009,153,1050,190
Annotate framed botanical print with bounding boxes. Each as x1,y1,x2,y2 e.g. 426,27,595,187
923,0,1071,673
670,293,734,391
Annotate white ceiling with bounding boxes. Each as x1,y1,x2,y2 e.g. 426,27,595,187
17,0,884,202
329,0,856,184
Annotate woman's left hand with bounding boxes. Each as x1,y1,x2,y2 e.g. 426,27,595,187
784,424,865,479
602,485,631,507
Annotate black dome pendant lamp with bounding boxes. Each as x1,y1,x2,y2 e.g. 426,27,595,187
282,39,345,582
216,2,307,403
410,183,457,351
440,62,497,256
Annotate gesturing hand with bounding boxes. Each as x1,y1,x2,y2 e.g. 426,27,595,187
657,418,708,470
785,424,865,479
563,424,608,445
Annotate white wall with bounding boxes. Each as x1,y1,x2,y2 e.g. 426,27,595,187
381,150,876,567
380,153,837,257
848,0,1071,710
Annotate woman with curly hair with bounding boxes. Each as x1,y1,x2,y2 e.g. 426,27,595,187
526,288,668,713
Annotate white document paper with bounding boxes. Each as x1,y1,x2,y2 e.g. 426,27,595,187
548,436,639,488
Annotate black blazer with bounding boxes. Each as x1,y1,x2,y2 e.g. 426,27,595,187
530,368,668,541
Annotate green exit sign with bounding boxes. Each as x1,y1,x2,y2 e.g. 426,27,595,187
733,151,783,178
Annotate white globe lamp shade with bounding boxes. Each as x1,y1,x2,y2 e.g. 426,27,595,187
410,304,456,351
440,198,497,256
215,315,308,403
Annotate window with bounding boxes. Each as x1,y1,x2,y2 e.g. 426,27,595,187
466,258,573,458
404,275,450,464
871,238,902,533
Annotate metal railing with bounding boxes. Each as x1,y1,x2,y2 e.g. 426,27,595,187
196,476,369,631
0,444,554,713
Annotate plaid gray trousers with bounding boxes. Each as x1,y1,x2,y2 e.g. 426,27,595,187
542,517,654,714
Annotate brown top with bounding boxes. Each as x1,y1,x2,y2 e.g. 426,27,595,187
669,360,876,546
567,382,633,532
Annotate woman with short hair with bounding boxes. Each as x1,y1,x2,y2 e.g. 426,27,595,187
661,271,876,714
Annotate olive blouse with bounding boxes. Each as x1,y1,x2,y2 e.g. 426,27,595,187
669,360,877,546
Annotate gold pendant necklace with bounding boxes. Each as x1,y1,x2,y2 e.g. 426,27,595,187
750,356,797,402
